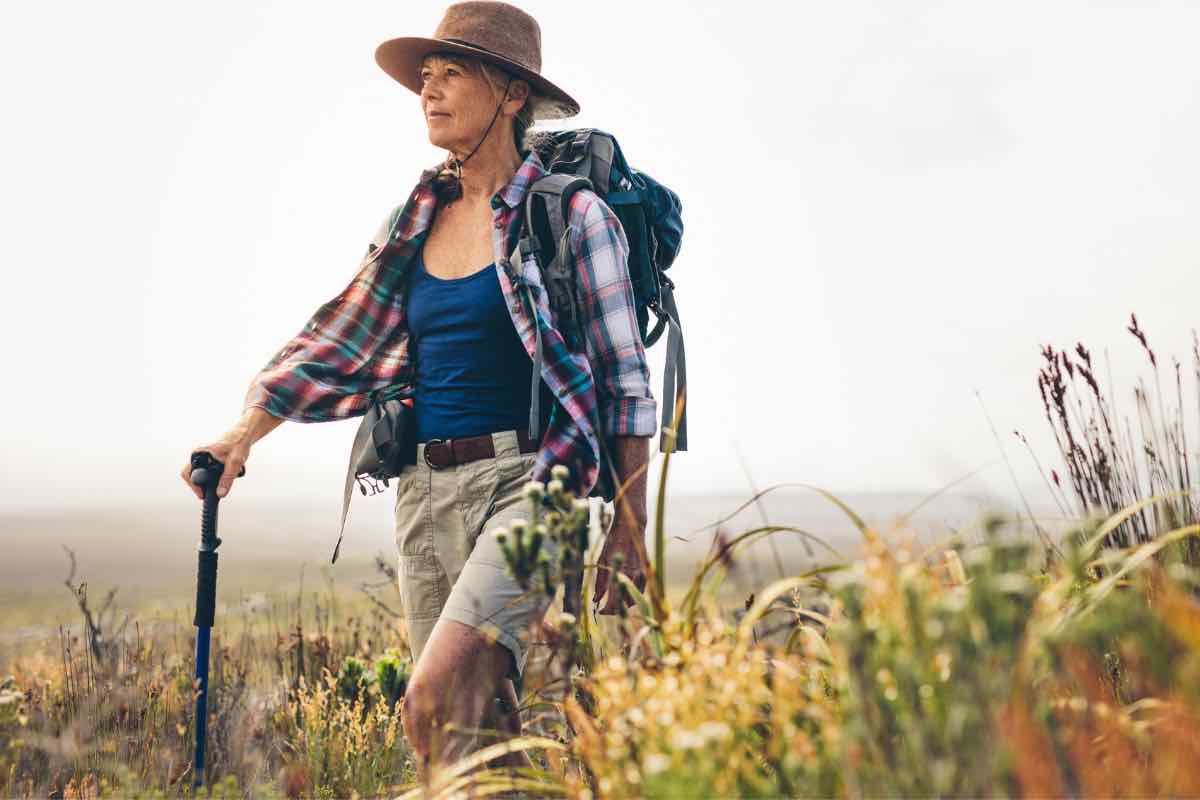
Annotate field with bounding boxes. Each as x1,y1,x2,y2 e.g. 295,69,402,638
3,318,1200,799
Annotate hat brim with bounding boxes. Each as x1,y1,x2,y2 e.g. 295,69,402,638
375,37,580,120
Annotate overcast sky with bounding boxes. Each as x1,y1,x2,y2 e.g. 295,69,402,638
2,0,1198,517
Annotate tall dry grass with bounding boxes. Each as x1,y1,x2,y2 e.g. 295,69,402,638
1028,313,1200,562
0,571,416,797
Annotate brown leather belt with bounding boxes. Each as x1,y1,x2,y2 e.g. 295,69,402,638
421,428,539,470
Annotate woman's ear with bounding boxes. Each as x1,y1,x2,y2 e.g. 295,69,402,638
506,78,531,113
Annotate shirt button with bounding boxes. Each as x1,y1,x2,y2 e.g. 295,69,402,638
493,220,504,229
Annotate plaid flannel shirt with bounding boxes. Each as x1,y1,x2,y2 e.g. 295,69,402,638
243,148,657,496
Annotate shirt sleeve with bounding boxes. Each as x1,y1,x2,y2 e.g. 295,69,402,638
241,207,406,423
570,191,658,438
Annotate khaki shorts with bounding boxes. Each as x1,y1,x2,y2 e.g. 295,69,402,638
393,429,560,685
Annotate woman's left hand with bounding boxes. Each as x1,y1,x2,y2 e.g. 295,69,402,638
592,522,647,615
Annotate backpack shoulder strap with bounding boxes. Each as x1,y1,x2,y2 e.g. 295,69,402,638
578,130,615,193
521,173,593,353
657,278,687,452
525,173,593,248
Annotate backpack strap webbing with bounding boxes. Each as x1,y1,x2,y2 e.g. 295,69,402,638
524,173,593,268
333,407,374,563
658,279,687,453
505,237,545,442
333,393,392,564
580,131,614,193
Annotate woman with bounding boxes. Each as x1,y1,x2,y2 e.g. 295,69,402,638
180,0,657,777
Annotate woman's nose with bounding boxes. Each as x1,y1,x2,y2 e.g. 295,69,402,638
420,78,442,103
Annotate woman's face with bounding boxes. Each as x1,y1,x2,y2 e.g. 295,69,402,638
419,54,506,154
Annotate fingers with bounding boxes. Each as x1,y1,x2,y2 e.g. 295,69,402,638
180,461,203,500
215,452,246,498
592,538,648,615
634,570,648,594
182,442,248,500
591,563,610,606
596,588,630,616
594,569,645,617
599,586,624,615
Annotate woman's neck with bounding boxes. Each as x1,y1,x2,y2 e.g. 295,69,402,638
452,133,524,204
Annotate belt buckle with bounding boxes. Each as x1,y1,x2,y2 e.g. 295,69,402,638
424,438,449,469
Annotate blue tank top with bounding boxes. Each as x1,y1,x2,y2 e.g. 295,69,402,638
405,243,550,442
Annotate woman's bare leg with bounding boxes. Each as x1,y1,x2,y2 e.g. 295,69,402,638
402,618,529,782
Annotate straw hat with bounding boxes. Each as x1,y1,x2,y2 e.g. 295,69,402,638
375,1,580,119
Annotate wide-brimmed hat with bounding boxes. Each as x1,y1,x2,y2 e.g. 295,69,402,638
375,1,580,119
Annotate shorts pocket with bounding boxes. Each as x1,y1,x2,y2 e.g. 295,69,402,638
497,451,539,488
397,552,446,620
480,452,539,531
392,463,419,511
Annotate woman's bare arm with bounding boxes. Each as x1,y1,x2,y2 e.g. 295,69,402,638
181,406,284,500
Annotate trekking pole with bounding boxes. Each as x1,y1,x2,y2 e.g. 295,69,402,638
187,451,244,789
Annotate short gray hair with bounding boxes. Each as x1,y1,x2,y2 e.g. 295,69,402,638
475,59,567,154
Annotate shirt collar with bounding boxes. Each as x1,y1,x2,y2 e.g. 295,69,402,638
494,148,548,210
417,148,548,212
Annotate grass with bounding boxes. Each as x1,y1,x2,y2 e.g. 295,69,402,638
1025,313,1200,562
4,315,1200,798
0,571,417,798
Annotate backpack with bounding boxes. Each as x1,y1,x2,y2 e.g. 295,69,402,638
515,129,687,502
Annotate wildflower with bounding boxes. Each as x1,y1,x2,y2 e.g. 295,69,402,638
670,728,705,749
698,721,732,741
934,651,952,681
643,752,671,775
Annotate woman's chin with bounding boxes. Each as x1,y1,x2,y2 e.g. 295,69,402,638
426,127,461,151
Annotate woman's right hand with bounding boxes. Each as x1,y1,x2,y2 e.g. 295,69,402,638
181,436,251,501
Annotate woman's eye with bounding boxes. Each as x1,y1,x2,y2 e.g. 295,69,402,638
446,68,459,76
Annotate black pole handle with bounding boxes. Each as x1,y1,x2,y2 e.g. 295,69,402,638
188,451,244,628
190,451,247,494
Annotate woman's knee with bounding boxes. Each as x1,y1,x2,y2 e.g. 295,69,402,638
401,677,446,745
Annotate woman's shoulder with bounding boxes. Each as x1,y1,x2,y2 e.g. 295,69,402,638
564,186,617,232
560,185,630,262
372,177,436,245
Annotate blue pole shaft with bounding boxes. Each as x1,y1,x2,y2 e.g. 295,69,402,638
193,625,212,787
